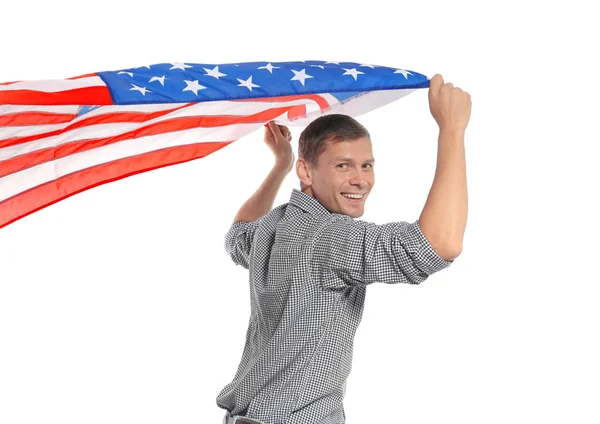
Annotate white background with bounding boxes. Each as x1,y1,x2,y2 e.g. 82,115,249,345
1,1,599,423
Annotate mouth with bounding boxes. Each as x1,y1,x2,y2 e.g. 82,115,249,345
341,192,366,203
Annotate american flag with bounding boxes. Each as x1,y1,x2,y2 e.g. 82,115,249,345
0,60,429,229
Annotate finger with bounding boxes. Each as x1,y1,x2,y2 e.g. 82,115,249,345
429,74,443,98
429,74,443,89
278,124,291,139
268,121,284,138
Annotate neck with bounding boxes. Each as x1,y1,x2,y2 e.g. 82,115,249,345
301,185,314,197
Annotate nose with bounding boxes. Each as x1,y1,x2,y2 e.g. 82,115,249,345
349,168,369,188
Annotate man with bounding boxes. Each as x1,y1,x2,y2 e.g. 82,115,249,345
218,74,471,424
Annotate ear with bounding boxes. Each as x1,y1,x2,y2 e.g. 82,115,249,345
296,158,312,186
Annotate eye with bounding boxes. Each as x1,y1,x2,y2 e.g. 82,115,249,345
337,163,348,168
363,164,373,168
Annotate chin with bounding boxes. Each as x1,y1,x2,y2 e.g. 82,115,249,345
346,210,364,218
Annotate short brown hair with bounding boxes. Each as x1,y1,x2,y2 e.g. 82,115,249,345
298,114,370,169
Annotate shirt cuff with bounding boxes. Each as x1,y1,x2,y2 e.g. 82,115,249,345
405,220,454,275
224,220,252,252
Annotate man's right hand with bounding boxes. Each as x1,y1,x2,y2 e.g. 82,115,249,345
428,74,472,132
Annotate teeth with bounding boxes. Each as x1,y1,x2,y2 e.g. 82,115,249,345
342,193,363,199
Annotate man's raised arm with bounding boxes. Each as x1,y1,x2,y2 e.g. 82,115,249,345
418,74,471,262
232,121,295,224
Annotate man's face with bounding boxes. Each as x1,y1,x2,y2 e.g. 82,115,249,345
298,136,375,218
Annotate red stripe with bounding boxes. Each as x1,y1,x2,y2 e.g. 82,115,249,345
0,105,296,179
67,72,98,80
287,105,307,119
0,80,22,86
0,86,113,105
0,103,194,148
0,112,77,126
0,141,232,229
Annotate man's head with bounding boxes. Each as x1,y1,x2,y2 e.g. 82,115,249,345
296,114,374,219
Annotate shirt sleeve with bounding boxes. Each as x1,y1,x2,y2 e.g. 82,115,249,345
224,219,261,270
312,218,454,287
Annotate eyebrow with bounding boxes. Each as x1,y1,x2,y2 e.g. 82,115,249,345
333,156,375,163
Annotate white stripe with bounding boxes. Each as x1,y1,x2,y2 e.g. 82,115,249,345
0,105,79,116
0,122,146,161
0,123,73,139
283,89,416,126
0,121,270,202
319,93,341,105
0,76,105,92
0,97,325,158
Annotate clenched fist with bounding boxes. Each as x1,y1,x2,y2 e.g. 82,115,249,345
428,74,472,132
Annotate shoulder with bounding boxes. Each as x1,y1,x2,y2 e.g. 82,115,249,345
317,216,418,245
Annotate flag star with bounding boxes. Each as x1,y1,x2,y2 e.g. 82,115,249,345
359,64,376,68
325,61,340,65
258,63,280,74
237,75,260,91
310,65,325,69
394,69,413,79
182,80,206,95
118,71,134,77
203,66,227,79
170,62,193,70
290,69,314,86
342,68,365,81
136,65,151,69
130,84,151,95
149,75,166,86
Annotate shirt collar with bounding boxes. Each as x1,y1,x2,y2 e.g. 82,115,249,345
289,188,332,217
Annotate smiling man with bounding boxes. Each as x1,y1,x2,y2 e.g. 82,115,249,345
295,118,374,219
218,74,471,424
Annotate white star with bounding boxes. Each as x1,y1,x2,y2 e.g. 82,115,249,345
290,69,314,86
237,76,260,91
310,65,325,69
130,84,151,95
118,71,133,77
359,64,376,68
325,61,340,65
182,80,206,95
394,69,413,79
136,65,151,69
342,68,365,81
149,75,166,86
258,63,280,74
170,62,193,71
203,66,227,79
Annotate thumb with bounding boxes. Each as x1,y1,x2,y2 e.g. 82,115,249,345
428,74,443,97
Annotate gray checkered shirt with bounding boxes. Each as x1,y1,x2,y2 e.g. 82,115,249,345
216,188,454,424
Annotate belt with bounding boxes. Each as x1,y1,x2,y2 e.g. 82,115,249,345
222,411,266,424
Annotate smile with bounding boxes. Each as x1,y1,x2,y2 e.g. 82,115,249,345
341,192,365,200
